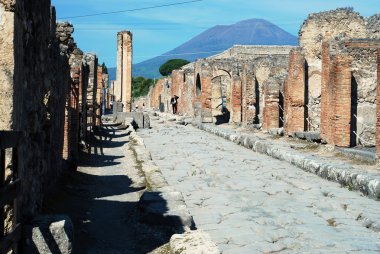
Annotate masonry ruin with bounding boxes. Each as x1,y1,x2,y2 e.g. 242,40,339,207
147,8,380,161
0,0,111,252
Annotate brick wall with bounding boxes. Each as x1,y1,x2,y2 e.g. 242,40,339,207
231,76,242,123
332,54,353,147
242,64,256,127
320,42,332,142
284,49,306,135
96,66,103,126
63,67,80,162
263,82,280,130
200,76,212,122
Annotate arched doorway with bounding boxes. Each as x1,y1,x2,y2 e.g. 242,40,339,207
211,70,232,124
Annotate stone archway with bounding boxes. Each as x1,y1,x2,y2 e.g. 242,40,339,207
211,69,232,124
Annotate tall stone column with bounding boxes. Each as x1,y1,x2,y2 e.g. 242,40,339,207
116,31,133,112
115,33,123,102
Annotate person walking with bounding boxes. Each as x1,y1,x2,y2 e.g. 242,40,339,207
170,95,179,114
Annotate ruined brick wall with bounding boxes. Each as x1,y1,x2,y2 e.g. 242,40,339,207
182,64,195,116
79,63,89,140
320,39,378,147
332,54,353,147
148,78,172,112
242,64,256,127
231,74,242,123
84,53,98,128
96,66,103,126
60,22,81,163
262,67,287,130
103,74,109,110
0,0,75,220
262,81,280,130
345,44,377,146
320,42,332,142
299,8,368,131
284,49,306,134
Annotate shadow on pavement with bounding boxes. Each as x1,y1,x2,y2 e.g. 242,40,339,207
42,126,183,254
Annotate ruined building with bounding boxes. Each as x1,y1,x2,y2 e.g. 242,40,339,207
148,8,380,161
0,0,108,252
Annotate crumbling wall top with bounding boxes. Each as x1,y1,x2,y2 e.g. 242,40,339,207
366,14,380,39
299,8,367,64
210,45,296,60
56,22,76,56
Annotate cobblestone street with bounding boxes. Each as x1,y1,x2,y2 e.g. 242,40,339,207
139,118,380,253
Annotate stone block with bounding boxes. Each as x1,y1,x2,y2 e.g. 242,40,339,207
170,230,220,254
143,113,150,129
23,215,74,254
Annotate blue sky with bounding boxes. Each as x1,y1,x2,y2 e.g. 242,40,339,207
51,0,378,67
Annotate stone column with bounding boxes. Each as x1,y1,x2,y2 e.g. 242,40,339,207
284,49,305,135
116,31,133,112
332,54,352,147
115,33,123,103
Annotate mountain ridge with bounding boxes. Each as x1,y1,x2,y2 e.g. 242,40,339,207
109,18,298,80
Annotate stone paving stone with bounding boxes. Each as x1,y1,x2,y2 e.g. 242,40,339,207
138,119,380,253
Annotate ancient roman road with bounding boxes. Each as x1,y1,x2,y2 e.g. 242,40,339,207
138,117,380,254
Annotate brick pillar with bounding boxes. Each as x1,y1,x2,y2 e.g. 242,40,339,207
376,49,380,158
263,83,280,130
245,72,256,127
63,67,80,161
231,76,242,123
320,42,332,143
96,66,103,126
284,49,305,135
172,70,183,113
69,68,80,161
332,54,352,147
201,76,212,122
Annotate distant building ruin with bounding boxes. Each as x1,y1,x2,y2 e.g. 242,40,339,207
147,8,380,161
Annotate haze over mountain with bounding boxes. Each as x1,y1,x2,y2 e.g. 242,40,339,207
109,18,298,80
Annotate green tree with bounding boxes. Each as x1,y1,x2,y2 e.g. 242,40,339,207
159,59,190,76
101,62,108,74
132,76,155,98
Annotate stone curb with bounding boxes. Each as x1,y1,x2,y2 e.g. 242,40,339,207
128,129,221,252
192,122,380,233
